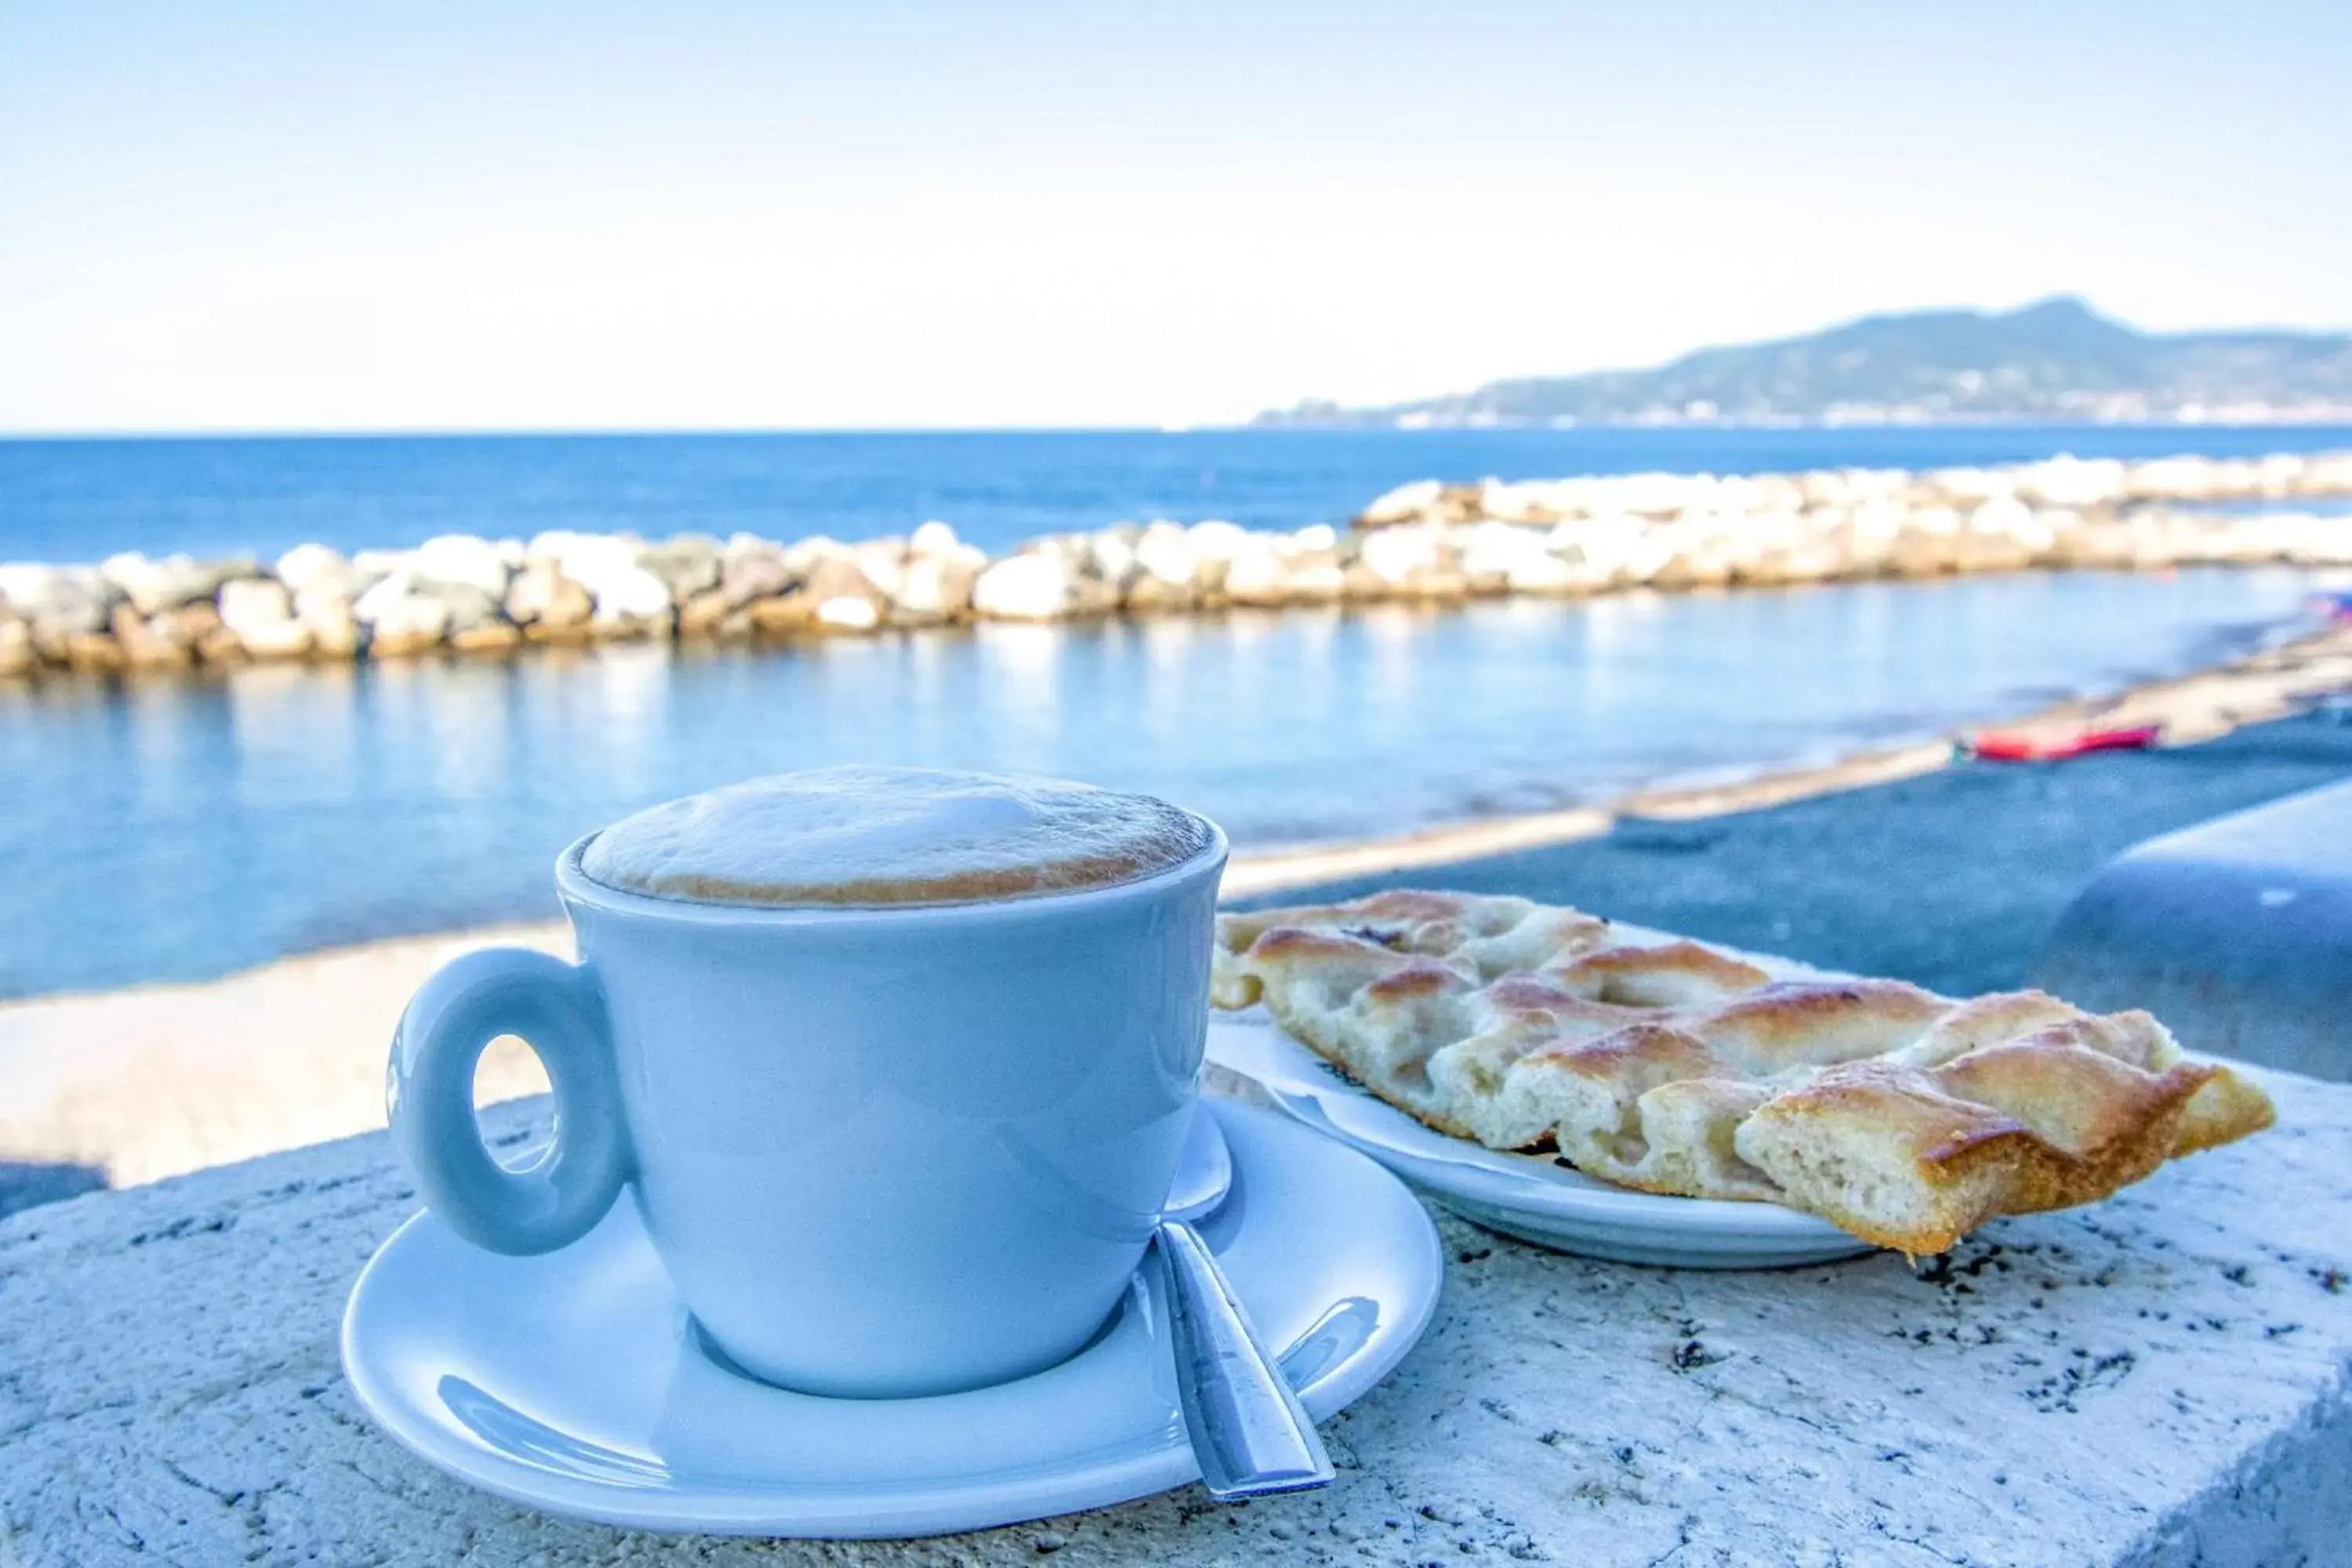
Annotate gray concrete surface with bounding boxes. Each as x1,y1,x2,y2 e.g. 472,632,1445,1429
5,1080,2352,1566
1236,710,2352,1000
2036,779,2352,1080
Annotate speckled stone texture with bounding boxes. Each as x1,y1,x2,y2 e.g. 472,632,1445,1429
4,1082,2350,1568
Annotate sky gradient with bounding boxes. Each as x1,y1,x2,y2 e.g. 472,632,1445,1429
4,2,2348,432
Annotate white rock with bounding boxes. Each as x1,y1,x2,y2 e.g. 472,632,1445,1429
2016,456,2128,509
100,552,245,615
274,543,350,593
352,575,451,648
815,595,882,632
1132,528,1199,590
1475,479,1555,525
0,564,111,630
296,589,362,656
230,619,314,660
1544,513,1642,559
1617,531,1682,585
1221,546,1293,604
1087,531,1139,589
1798,471,1856,509
852,542,909,602
0,563,46,612
216,579,297,637
1284,562,1347,601
1185,521,1252,561
503,561,593,627
1358,524,1443,586
909,520,961,557
1967,495,2035,537
2127,456,2225,501
894,554,979,622
1356,479,1443,527
2296,453,2352,495
782,535,845,573
351,574,411,622
97,553,156,603
1504,552,1585,593
1599,471,1704,517
1908,503,1964,537
412,535,511,598
1458,521,1550,585
590,566,674,625
533,532,648,607
1926,466,2014,506
351,548,412,577
971,553,1076,620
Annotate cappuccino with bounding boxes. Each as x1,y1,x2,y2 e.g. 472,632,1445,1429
580,766,1215,909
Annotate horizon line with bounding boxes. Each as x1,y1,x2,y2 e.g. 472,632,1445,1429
10,416,2352,443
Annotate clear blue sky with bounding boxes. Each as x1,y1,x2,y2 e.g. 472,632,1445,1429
3,2,2347,432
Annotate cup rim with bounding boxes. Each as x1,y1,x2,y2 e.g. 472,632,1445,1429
554,815,1229,929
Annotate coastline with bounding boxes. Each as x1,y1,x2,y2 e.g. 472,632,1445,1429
8,448,2350,681
5,616,2349,1212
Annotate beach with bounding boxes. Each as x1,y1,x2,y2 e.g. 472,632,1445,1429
6,618,2348,1218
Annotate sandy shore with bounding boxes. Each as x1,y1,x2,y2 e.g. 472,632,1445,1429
5,619,2350,1212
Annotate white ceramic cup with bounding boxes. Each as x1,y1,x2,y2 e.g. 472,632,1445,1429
387,811,1225,1399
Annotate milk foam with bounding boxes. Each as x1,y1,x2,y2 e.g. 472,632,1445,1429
580,767,1215,908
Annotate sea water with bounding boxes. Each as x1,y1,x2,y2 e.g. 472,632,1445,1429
1,426,2347,996
5,424,2350,562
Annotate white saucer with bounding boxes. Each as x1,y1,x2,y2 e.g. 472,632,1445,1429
1207,1014,1875,1269
341,1100,1443,1539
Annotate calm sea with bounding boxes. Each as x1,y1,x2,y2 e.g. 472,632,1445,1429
2,426,2348,998
5,424,2352,562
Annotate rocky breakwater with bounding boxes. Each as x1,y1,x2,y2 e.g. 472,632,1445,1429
1348,448,2352,589
0,524,991,678
3,451,2350,680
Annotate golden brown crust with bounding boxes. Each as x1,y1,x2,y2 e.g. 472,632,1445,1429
1730,1062,2045,1252
1683,979,1948,1073
1546,940,1771,1007
1929,1031,2213,1163
1521,1022,1733,1083
1888,989,2087,1069
1214,887,2278,1254
2172,1067,2278,1154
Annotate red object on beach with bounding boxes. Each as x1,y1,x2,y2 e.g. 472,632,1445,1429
1972,724,2162,762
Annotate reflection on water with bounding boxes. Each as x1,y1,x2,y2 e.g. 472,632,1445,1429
0,566,2328,997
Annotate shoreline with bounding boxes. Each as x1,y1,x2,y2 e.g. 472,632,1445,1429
7,448,2351,680
5,616,2350,1210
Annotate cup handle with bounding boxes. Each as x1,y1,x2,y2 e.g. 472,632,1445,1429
387,947,632,1255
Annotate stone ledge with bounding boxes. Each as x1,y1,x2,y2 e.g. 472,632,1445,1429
4,1078,2350,1566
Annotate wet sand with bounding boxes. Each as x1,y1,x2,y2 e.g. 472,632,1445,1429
5,622,2350,1215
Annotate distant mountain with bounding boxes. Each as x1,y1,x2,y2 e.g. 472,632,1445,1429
1256,298,2352,427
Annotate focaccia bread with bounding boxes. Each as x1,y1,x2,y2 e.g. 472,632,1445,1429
1212,890,2275,1254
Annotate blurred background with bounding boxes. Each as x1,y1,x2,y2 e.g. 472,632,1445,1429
3,0,2350,1002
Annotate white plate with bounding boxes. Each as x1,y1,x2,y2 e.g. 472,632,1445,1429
341,1100,1443,1539
1207,1013,1874,1269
